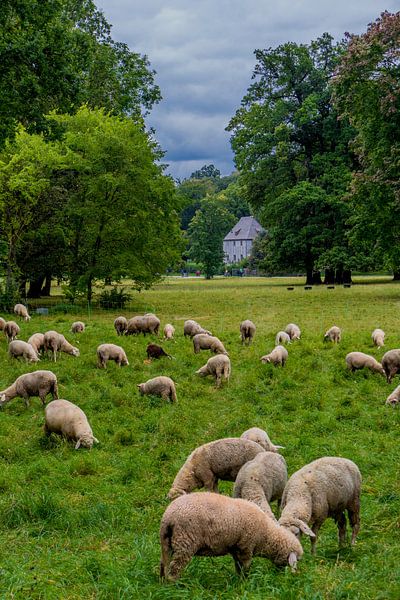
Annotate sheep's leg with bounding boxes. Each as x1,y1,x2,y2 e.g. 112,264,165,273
166,551,192,582
310,523,321,554
22,394,30,408
336,512,347,547
232,550,252,576
53,349,57,363
348,498,360,545
215,370,222,387
39,389,47,406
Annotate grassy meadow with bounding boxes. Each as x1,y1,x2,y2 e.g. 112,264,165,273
0,276,399,599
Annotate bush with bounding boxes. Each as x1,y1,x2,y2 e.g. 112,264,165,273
0,283,20,312
98,287,132,309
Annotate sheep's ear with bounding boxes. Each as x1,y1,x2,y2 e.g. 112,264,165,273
273,444,285,450
93,437,99,444
298,521,315,538
288,552,298,572
75,439,81,450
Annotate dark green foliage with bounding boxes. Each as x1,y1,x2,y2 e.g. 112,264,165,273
98,287,132,309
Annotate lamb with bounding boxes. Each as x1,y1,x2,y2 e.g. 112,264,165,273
324,326,341,343
163,324,175,340
193,333,228,355
160,492,304,581
275,331,291,345
382,349,400,383
114,316,128,336
97,343,129,368
240,427,284,453
279,457,361,554
167,438,266,500
261,345,288,367
4,320,20,342
0,370,58,407
126,314,160,336
71,321,85,333
233,452,288,519
345,352,385,376
240,320,256,345
27,333,45,355
183,319,212,337
146,344,173,360
44,399,99,449
372,328,385,348
196,354,231,386
8,340,39,363
14,303,31,321
0,317,6,330
285,323,301,340
137,376,177,403
386,385,400,405
43,330,80,362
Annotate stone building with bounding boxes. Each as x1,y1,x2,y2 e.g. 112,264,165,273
223,216,264,264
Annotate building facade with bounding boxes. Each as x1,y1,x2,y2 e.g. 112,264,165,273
223,216,264,264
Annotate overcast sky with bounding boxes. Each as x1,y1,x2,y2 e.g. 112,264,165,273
98,1,398,180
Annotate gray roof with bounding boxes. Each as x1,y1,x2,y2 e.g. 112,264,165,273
223,216,264,241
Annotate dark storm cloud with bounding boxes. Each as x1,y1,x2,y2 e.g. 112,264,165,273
98,1,398,179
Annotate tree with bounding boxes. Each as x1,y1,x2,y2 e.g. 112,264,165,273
188,199,235,278
190,164,221,179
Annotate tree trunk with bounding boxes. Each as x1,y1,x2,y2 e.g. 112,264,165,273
393,271,400,281
87,274,93,305
18,279,27,297
41,274,52,296
312,271,322,285
335,267,343,284
324,268,335,285
343,270,352,284
28,276,45,298
305,268,314,285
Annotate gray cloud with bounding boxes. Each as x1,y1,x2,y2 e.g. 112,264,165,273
98,0,398,179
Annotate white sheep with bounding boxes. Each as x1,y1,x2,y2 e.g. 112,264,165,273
44,331,80,362
114,316,128,336
382,349,400,383
126,314,160,336
261,345,288,367
386,385,400,405
183,320,212,337
163,324,175,340
345,352,385,375
372,328,385,348
275,331,291,345
240,427,284,453
14,303,31,321
285,323,301,340
324,326,341,343
4,320,20,342
196,354,231,387
137,376,177,403
0,317,6,330
8,340,39,363
160,492,304,581
279,457,361,554
44,399,99,449
193,334,228,355
71,321,85,333
97,343,129,368
240,320,256,345
0,370,58,407
27,333,45,355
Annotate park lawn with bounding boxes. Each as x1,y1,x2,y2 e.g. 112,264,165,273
0,276,399,599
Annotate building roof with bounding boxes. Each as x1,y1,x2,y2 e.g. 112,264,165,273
223,216,264,242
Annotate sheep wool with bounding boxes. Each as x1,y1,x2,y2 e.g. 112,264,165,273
0,370,58,407
196,354,231,386
44,399,99,449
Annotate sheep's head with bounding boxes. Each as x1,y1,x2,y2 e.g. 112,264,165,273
137,383,145,395
0,394,6,406
71,347,80,357
386,395,399,406
261,356,271,364
280,518,315,540
75,434,99,450
196,366,208,377
167,487,186,501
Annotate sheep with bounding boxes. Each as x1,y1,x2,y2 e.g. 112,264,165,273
0,370,58,407
146,344,173,360
183,319,212,337
193,333,228,355
240,320,256,345
126,314,160,336
382,349,400,383
233,452,288,519
275,331,291,345
240,427,284,453
44,399,99,449
114,316,128,336
196,354,231,386
0,317,6,330
279,457,361,554
27,333,45,355
324,326,341,343
160,492,304,581
261,345,288,367
43,330,80,362
163,324,175,340
137,376,177,403
71,321,85,333
9,340,39,363
97,343,129,368
4,321,20,342
14,303,31,321
167,438,266,500
285,323,301,340
372,328,385,348
386,385,400,405
345,352,385,376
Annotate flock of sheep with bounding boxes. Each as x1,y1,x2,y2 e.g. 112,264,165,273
1,303,398,584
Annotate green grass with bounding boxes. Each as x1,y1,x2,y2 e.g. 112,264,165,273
1,277,400,599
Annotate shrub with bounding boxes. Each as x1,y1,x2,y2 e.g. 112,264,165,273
99,287,132,309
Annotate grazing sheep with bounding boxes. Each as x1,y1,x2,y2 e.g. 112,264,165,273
183,319,212,337
240,320,256,345
126,314,160,336
114,316,128,336
261,345,288,367
167,438,265,500
0,317,6,330
9,340,39,363
324,326,341,343
0,370,58,407
193,333,228,355
4,321,20,343
14,303,31,321
382,349,400,383
240,427,284,453
71,321,85,333
279,457,361,554
44,399,99,449
44,331,80,362
97,343,129,368
163,324,175,340
27,333,45,355
345,352,385,375
146,344,173,360
275,331,291,345
160,492,304,581
386,385,400,405
372,328,385,348
196,354,231,386
233,452,288,519
138,376,177,403
285,323,301,340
